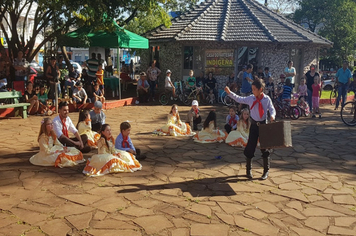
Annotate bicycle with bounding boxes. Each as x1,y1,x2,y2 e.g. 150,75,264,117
183,87,204,106
273,97,301,120
340,99,356,126
159,81,184,105
329,84,338,105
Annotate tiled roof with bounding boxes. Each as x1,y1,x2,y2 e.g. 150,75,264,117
145,0,332,46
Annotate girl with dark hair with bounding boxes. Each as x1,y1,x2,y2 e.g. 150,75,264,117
30,118,84,167
77,109,100,148
193,111,226,143
83,124,142,176
154,104,194,136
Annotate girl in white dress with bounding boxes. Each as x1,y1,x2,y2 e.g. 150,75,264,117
193,111,227,143
154,104,194,136
83,124,142,177
30,118,84,167
77,109,100,148
225,108,251,147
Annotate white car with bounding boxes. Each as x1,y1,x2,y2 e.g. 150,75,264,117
322,79,335,90
71,61,82,74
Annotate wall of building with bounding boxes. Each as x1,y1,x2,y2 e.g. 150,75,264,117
144,41,320,91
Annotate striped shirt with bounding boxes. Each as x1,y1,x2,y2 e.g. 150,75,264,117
86,58,99,78
228,92,276,121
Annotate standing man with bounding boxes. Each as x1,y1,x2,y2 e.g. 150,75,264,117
85,53,99,83
13,51,29,82
53,102,91,153
284,61,296,88
146,60,161,101
241,64,254,96
46,56,61,100
335,61,352,110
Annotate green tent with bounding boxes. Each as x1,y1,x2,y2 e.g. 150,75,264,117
60,24,149,49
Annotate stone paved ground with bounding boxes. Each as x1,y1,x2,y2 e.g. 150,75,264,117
0,103,355,236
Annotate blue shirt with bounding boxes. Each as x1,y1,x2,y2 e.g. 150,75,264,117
282,85,292,99
241,71,252,93
226,114,239,129
336,68,352,84
229,92,276,121
115,133,135,152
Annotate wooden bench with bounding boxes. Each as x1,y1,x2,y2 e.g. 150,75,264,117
0,91,31,118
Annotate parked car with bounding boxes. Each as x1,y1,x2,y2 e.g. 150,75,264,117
322,78,335,90
30,60,43,73
61,61,83,74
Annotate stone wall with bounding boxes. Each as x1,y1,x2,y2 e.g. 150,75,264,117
143,41,319,91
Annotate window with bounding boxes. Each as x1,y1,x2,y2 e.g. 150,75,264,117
84,54,89,60
184,46,193,69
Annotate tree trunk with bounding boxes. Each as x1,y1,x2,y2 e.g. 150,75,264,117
61,46,71,68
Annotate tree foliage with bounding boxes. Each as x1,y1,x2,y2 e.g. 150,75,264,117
0,0,191,62
292,0,356,63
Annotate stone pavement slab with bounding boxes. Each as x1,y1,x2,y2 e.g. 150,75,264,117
1,104,356,235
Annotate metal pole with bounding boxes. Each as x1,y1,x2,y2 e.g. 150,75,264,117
117,47,121,99
55,82,58,114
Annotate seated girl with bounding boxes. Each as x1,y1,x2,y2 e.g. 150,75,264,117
193,111,227,143
29,118,84,167
83,124,142,177
24,81,39,115
77,109,100,148
154,104,194,136
225,108,251,147
37,85,53,116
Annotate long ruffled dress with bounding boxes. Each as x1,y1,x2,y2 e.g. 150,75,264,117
225,121,250,147
193,121,227,143
78,121,100,148
29,133,84,167
154,114,194,136
83,138,142,177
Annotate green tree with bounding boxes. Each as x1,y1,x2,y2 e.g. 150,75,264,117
0,0,183,62
292,0,328,32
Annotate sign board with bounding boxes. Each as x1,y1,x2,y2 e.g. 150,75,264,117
205,49,234,74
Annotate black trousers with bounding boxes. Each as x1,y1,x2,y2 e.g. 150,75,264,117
224,124,236,134
193,116,202,129
58,134,91,153
92,123,102,133
244,121,270,159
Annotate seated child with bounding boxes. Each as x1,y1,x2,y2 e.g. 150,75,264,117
72,82,91,109
297,96,310,117
29,118,84,167
208,89,215,104
96,64,105,96
24,81,39,115
90,101,106,132
77,109,100,148
92,83,106,104
83,124,142,176
115,121,147,160
225,108,251,147
224,105,239,133
165,69,176,98
37,85,53,116
185,100,202,131
193,111,227,143
154,104,194,136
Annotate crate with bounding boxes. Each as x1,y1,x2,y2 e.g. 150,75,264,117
259,121,292,149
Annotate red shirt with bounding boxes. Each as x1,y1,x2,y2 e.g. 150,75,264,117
312,84,321,97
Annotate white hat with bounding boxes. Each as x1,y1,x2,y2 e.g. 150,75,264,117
192,100,198,106
166,69,172,74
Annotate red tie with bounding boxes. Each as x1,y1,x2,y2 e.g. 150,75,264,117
194,109,198,115
122,134,129,148
229,116,237,126
250,94,265,119
61,118,69,138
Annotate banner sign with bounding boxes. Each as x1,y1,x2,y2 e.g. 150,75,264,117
206,50,234,68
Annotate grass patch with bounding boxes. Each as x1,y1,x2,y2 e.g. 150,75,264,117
320,90,354,99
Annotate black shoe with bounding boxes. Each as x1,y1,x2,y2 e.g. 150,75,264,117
319,114,322,119
137,154,147,160
312,114,316,118
246,158,253,179
246,169,253,179
261,156,270,180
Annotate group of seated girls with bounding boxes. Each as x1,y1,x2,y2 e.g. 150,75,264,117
30,101,146,177
153,100,251,148
24,82,53,116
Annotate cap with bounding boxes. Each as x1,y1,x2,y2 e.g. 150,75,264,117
140,72,147,76
192,100,198,106
94,101,103,109
280,74,286,78
76,82,83,87
166,69,171,74
242,65,247,69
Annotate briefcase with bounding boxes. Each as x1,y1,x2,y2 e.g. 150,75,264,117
259,121,292,149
